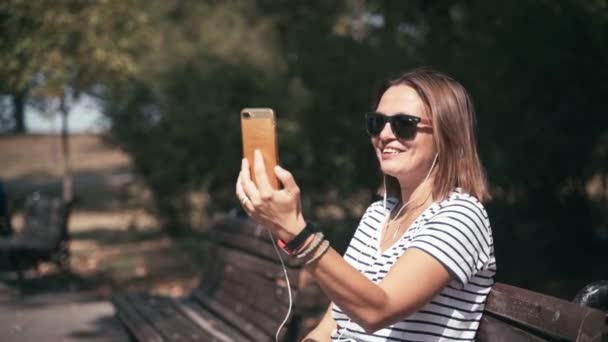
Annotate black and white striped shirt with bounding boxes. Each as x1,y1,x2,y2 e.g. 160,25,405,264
331,190,496,341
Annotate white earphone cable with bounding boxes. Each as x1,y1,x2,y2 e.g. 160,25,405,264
385,153,439,224
267,229,293,342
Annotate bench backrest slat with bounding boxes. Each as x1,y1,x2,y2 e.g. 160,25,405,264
480,283,607,341
213,229,300,267
220,263,291,307
209,258,292,322
477,314,546,341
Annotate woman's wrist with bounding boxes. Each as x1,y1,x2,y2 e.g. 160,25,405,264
276,216,307,242
292,233,316,255
279,219,312,249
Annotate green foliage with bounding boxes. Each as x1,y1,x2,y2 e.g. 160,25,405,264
105,1,608,292
0,0,151,131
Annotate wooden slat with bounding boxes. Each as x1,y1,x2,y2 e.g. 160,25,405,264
214,289,286,338
124,293,206,341
193,291,274,342
212,216,267,240
199,244,223,294
213,229,300,267
221,262,292,305
173,299,253,342
112,293,164,342
217,247,301,286
575,310,607,342
485,283,607,341
191,283,291,340
216,280,292,324
477,313,547,341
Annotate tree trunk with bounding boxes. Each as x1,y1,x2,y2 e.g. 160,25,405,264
60,95,73,203
12,89,27,133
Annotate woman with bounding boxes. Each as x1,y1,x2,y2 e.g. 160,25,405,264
236,68,495,341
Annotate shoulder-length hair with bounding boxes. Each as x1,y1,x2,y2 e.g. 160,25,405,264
375,68,490,203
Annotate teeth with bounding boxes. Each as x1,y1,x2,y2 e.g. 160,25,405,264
383,148,402,154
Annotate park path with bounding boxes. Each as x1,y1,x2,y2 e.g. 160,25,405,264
0,284,129,341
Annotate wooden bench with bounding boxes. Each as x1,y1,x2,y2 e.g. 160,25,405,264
112,213,607,341
112,214,321,341
478,283,607,341
0,193,72,282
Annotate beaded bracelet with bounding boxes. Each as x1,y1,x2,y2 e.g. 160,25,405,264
296,232,325,259
304,239,331,266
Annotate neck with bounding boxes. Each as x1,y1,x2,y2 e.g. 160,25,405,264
397,177,434,216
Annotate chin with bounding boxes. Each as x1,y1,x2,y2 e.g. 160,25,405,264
380,163,403,179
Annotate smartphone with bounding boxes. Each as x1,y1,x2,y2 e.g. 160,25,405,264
240,108,279,189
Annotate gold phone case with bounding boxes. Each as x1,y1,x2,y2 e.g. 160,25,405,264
241,108,279,189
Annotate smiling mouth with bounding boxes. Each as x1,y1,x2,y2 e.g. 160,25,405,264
381,147,404,155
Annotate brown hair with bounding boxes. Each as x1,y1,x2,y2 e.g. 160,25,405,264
375,67,490,202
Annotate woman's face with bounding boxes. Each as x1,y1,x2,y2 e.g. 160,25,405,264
372,85,436,188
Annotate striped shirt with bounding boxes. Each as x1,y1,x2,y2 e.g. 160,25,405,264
331,190,496,342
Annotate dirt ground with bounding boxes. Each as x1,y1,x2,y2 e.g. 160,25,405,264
1,133,206,298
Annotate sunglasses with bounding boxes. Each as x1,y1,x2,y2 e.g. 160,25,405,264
365,112,431,140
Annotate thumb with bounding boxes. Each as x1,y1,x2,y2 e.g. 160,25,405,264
274,165,299,193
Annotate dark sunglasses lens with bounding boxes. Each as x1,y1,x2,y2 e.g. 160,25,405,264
365,113,385,136
392,115,417,139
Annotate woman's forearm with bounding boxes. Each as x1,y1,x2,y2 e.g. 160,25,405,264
302,304,336,342
305,248,390,332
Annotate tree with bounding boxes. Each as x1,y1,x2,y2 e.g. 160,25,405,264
105,1,291,231
0,0,152,201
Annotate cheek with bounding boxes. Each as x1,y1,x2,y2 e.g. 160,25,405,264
416,137,437,161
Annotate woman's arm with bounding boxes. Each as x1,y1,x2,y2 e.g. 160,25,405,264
305,245,451,333
302,303,337,342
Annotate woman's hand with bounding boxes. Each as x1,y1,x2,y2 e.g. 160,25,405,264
236,150,306,241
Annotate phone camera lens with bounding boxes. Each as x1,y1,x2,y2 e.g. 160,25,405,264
242,112,252,118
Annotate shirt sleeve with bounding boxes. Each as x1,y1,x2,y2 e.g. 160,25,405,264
408,199,493,286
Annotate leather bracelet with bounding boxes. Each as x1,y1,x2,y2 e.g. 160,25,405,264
296,232,325,259
282,221,317,253
304,239,331,266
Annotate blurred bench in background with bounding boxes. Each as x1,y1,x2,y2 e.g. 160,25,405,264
0,193,72,282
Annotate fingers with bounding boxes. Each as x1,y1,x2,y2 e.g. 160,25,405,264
253,150,274,198
275,165,300,195
235,172,254,212
241,158,261,204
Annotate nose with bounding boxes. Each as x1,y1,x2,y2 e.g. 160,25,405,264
378,121,395,140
